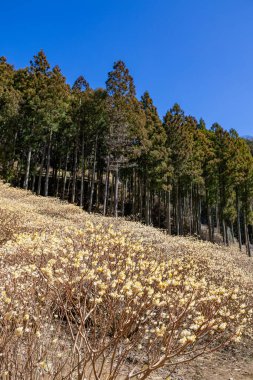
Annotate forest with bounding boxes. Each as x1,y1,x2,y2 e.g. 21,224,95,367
0,51,253,255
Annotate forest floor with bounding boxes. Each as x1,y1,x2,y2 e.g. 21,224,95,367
0,181,253,380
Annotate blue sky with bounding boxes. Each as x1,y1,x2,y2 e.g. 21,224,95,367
1,0,253,136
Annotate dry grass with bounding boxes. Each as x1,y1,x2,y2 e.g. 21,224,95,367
0,181,252,380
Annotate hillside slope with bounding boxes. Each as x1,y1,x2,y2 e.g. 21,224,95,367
0,181,252,380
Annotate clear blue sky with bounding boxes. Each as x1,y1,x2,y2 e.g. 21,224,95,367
1,0,253,136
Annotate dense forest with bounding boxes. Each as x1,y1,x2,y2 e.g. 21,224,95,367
0,51,253,255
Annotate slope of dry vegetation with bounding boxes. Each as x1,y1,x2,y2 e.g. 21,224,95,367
0,181,252,380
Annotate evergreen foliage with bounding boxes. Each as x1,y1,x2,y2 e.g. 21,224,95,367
0,52,252,255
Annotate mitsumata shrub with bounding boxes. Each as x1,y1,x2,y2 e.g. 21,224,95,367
0,222,252,379
0,182,252,379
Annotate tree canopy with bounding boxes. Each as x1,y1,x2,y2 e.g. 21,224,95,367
0,51,252,255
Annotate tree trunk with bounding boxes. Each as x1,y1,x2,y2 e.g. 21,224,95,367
31,173,36,193
71,139,78,204
55,158,61,198
103,156,110,215
23,146,32,190
109,173,114,215
236,192,242,251
244,213,251,257
132,169,137,220
88,134,98,213
62,152,69,200
166,190,171,234
176,182,180,235
211,209,215,242
231,222,235,244
114,164,119,217
95,170,101,211
189,183,193,235
139,177,143,221
158,191,161,228
222,219,227,245
207,205,212,242
80,134,85,208
145,179,150,225
9,130,18,176
225,223,229,246
121,180,125,217
216,202,220,235
198,189,202,236
44,130,52,197
67,177,71,200
37,144,46,195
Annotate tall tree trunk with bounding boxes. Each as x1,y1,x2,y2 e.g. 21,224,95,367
189,183,193,235
31,172,36,193
114,163,119,217
139,177,143,220
10,130,18,175
132,169,137,220
176,182,180,235
67,177,71,200
103,156,110,215
151,191,155,225
71,139,78,204
135,172,139,220
80,134,85,208
55,158,61,197
145,178,150,225
37,144,46,195
16,160,22,187
62,152,69,200
44,130,52,197
216,200,220,234
244,212,251,257
236,192,242,251
225,222,229,246
52,163,57,196
95,170,101,211
23,146,32,190
222,219,226,245
158,191,161,228
121,180,125,217
231,222,235,244
207,205,212,242
211,208,215,242
109,173,114,215
198,198,202,236
88,134,98,213
166,190,171,234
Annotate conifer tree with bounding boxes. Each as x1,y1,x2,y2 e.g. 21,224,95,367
0,57,20,179
105,60,145,217
140,91,171,225
0,51,252,253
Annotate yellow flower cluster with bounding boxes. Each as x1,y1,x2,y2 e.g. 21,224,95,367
0,181,252,380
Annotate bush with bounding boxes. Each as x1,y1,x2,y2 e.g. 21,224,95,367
0,208,22,246
0,221,251,379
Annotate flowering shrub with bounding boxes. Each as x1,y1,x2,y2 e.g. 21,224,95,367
0,208,22,245
0,182,252,379
0,223,251,379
